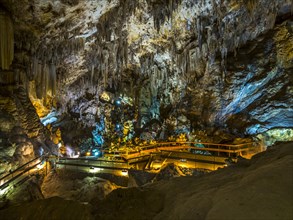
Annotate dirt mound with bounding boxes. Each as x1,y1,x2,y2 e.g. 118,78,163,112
0,197,93,220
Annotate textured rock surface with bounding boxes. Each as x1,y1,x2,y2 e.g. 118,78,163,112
0,1,292,219
0,86,57,169
2,175,44,205
221,22,293,135
0,196,93,220
41,170,119,204
3,141,289,220
0,0,292,146
96,142,293,220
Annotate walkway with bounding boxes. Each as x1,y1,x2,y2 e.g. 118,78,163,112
0,141,262,196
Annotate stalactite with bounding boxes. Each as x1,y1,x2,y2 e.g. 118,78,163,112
197,17,202,51
244,0,258,13
146,0,182,31
49,63,56,96
103,50,109,87
123,39,128,66
221,46,227,66
91,64,95,85
185,49,190,74
35,61,42,99
0,9,14,70
43,64,49,104
31,56,38,79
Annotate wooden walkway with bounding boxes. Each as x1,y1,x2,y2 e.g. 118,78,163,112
0,141,263,195
120,141,262,160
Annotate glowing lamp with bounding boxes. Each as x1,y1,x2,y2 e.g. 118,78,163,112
89,166,102,173
37,163,44,169
121,169,128,176
0,187,9,196
115,124,122,131
100,92,110,102
115,99,122,106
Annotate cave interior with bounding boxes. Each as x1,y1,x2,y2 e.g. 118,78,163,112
0,0,292,219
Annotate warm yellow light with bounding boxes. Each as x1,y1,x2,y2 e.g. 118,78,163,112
30,98,50,118
100,92,110,102
37,162,45,169
121,170,128,176
0,187,9,196
89,167,102,173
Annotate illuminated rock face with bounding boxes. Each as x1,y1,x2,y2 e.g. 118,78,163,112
0,0,292,143
217,23,293,135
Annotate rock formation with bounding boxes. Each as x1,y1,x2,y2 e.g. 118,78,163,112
0,0,292,165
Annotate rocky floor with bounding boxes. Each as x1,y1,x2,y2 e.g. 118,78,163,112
96,142,293,220
0,142,292,220
41,170,119,204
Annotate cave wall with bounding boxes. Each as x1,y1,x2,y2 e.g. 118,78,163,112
0,1,59,168
0,8,14,70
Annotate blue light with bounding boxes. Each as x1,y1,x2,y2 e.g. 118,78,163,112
92,117,105,147
40,110,58,126
219,68,283,123
115,99,121,106
94,151,100,156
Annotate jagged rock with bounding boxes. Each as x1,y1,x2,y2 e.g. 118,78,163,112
41,170,119,204
0,197,93,220
13,141,35,164
0,0,292,160
0,143,17,158
95,142,293,220
11,126,26,135
128,169,156,186
0,160,12,174
0,112,16,133
9,134,28,144
154,163,181,181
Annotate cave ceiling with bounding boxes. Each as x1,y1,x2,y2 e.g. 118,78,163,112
0,0,292,141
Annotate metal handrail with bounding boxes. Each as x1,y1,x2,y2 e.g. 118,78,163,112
144,141,256,148
122,142,256,155
0,160,42,190
0,156,42,182
56,162,129,170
